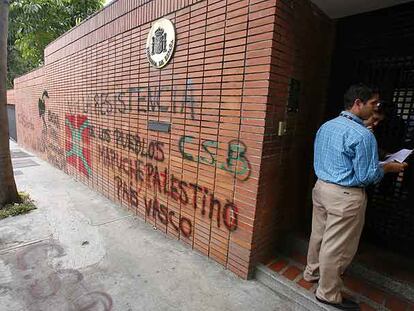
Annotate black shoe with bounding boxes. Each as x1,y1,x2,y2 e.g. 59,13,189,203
315,296,360,311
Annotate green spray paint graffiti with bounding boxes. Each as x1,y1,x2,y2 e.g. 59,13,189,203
179,136,251,181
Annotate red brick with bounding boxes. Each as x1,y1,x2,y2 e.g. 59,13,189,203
366,287,387,305
283,266,302,281
343,275,368,294
297,278,314,290
269,259,288,272
385,296,409,311
360,303,376,311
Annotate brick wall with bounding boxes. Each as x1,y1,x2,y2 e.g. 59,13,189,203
7,89,15,105
12,67,46,153
11,0,333,278
251,0,334,265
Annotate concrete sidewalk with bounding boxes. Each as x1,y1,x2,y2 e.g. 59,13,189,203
0,141,304,311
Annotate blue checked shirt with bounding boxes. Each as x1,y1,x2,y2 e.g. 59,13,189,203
314,111,384,187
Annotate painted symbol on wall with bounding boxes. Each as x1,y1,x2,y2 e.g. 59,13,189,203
37,90,50,152
65,114,91,177
38,90,49,129
179,136,252,181
146,18,176,69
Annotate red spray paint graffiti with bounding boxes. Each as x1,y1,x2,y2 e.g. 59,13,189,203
65,114,92,177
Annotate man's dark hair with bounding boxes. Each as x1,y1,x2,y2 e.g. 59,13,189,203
344,83,379,110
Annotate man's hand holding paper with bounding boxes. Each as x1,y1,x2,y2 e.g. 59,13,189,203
379,149,413,165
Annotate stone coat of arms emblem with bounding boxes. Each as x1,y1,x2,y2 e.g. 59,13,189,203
152,28,167,55
146,19,176,69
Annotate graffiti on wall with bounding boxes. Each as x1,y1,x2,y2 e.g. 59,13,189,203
144,197,193,237
98,144,239,235
105,146,239,237
19,81,247,244
113,128,166,161
94,129,251,181
89,124,111,143
46,110,66,170
38,90,48,129
65,114,92,177
179,136,252,181
17,112,34,130
90,126,166,162
65,79,196,120
32,91,66,169
38,90,49,152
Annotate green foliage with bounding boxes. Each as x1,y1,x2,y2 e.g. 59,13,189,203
0,192,36,219
7,0,104,88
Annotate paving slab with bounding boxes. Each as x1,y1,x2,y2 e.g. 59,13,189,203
0,141,306,311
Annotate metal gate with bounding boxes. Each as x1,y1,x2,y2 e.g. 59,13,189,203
326,2,414,256
356,56,414,255
7,104,17,142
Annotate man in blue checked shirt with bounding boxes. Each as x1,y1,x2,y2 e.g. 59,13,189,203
303,84,408,311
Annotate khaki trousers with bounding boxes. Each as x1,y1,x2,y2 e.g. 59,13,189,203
303,179,367,303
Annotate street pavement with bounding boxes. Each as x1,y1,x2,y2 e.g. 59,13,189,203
0,141,304,311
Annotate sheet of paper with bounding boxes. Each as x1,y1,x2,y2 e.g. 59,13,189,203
379,149,413,165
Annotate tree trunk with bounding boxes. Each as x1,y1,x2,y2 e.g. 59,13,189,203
0,0,20,207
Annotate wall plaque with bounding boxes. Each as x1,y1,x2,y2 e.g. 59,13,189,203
287,78,301,113
148,120,171,133
146,18,176,69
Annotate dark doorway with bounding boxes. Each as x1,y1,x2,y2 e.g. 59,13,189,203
7,104,17,142
325,1,414,282
327,1,414,256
